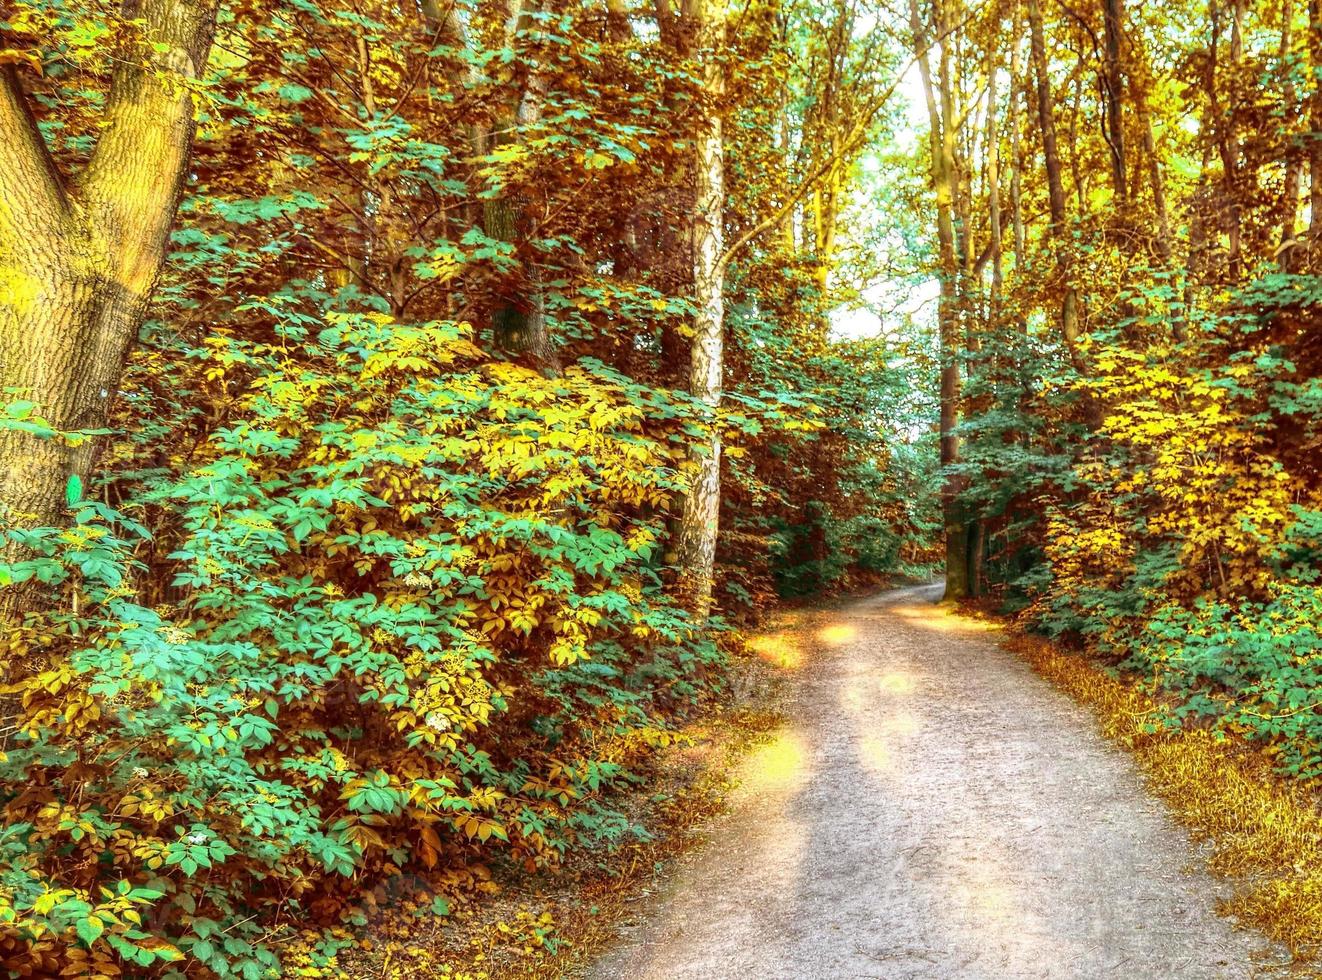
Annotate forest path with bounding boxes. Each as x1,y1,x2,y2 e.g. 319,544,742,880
585,584,1283,979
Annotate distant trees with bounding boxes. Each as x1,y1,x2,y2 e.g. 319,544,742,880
899,0,1322,780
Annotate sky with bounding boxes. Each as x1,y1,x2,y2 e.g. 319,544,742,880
829,62,938,343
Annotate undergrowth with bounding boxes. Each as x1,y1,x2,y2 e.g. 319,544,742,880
303,648,786,979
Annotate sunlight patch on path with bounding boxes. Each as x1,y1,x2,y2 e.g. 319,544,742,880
738,729,810,796
890,602,1002,632
815,623,857,646
745,631,805,670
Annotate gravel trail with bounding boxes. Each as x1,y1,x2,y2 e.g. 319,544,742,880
587,584,1286,980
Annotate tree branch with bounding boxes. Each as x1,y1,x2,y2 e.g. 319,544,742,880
718,0,990,272
81,0,219,294
0,65,69,247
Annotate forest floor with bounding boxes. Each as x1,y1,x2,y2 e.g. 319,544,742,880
583,584,1299,980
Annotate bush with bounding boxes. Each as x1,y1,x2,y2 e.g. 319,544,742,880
0,311,725,977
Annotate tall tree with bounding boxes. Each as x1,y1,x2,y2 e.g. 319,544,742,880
911,0,970,599
0,0,219,549
673,0,727,615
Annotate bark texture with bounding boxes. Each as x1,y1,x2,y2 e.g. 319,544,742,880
0,0,219,560
673,0,726,617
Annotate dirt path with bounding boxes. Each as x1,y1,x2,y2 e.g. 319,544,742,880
586,585,1288,979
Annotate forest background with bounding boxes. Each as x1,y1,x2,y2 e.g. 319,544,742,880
0,0,1318,975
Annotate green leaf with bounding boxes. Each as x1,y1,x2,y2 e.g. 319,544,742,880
65,473,83,507
76,914,105,946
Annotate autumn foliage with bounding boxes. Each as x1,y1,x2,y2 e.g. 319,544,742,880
0,0,932,976
904,0,1322,780
7,0,1318,971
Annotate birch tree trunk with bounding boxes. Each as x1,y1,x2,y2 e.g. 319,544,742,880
0,0,218,586
674,0,726,617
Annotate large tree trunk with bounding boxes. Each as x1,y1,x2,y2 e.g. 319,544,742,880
674,0,726,618
911,0,969,601
0,0,218,565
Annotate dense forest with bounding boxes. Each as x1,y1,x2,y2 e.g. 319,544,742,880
0,0,1318,974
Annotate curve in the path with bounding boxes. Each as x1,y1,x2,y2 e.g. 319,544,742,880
586,584,1285,980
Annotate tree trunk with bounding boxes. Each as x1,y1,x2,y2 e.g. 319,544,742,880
1101,0,1128,202
674,0,726,618
1139,105,1173,264
1277,0,1303,268
780,108,797,252
1026,0,1080,351
810,158,843,306
986,46,1004,309
0,0,218,578
911,0,969,601
1308,0,1322,261
967,520,985,598
486,0,559,373
1008,21,1026,270
1211,0,1245,277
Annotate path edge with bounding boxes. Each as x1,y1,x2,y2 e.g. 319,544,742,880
977,610,1322,966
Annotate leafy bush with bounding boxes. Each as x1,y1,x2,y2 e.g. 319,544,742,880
1000,267,1322,784
1131,587,1322,778
0,310,726,976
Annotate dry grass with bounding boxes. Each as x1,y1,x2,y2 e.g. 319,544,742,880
1005,630,1322,958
